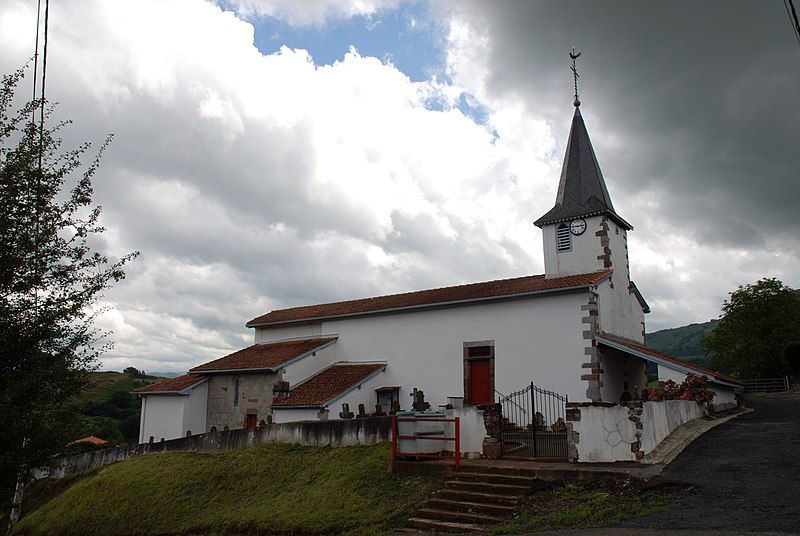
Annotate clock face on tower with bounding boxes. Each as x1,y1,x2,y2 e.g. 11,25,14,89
569,218,587,236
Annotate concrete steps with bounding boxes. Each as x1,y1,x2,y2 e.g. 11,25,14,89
408,517,484,533
451,471,533,486
417,508,504,525
425,497,516,516
435,488,523,506
444,479,530,495
405,466,540,532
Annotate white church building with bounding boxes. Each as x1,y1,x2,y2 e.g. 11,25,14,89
137,99,740,447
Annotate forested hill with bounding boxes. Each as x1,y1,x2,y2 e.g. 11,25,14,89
646,289,800,368
70,371,166,445
646,319,718,368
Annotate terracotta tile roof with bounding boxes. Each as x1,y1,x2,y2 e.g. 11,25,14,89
134,374,207,394
69,436,108,446
596,332,742,386
190,337,337,373
248,270,613,328
374,385,401,392
272,362,386,408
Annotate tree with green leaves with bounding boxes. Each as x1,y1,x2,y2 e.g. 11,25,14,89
703,278,800,378
0,67,137,503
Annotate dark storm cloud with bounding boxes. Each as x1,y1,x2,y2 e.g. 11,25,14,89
449,0,800,249
3,0,796,371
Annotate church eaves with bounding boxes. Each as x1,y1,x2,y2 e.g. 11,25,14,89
534,107,632,230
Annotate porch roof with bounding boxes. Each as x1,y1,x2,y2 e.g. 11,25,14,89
595,332,743,388
271,362,386,409
189,337,337,374
134,374,208,395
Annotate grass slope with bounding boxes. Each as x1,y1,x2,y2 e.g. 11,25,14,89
12,443,440,535
492,481,677,534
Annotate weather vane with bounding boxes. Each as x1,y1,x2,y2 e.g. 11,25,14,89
570,47,581,107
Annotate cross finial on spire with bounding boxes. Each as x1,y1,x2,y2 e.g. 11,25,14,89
569,47,582,107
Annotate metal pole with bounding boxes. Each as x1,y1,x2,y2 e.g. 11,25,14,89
391,416,398,472
531,382,537,458
454,417,461,471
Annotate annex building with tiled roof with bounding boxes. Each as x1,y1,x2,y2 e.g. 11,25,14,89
136,94,741,445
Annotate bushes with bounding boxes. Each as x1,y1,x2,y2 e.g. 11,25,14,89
642,375,715,403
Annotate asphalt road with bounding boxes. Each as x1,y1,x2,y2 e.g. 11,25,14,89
621,390,800,533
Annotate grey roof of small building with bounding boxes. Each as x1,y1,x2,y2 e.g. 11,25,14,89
534,107,632,230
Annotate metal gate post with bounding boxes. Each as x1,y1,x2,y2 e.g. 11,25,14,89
498,398,504,456
530,381,537,458
454,417,461,471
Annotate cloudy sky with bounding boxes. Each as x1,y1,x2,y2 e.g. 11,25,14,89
2,0,798,373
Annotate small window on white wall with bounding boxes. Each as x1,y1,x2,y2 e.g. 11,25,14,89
376,387,399,409
556,223,572,252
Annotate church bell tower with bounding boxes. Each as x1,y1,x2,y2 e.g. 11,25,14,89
534,50,633,282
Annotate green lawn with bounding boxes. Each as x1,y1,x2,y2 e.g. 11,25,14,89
11,443,441,535
491,481,675,534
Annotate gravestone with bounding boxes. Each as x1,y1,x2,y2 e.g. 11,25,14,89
410,388,430,411
339,403,354,419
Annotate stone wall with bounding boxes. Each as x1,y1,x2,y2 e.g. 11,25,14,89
206,372,280,431
36,416,392,480
565,400,708,463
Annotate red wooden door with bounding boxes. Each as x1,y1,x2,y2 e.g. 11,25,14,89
469,360,492,405
245,414,258,429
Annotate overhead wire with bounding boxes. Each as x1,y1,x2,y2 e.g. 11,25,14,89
784,0,800,48
38,0,50,172
31,0,42,124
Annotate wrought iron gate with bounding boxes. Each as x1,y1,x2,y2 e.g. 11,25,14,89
497,383,569,460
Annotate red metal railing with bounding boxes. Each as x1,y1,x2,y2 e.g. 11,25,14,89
391,416,461,471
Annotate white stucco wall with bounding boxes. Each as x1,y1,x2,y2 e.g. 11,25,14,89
570,400,708,463
182,381,208,436
280,344,338,387
256,322,323,343
639,400,707,454
139,395,186,443
256,291,591,409
710,384,737,411
600,347,648,402
656,365,739,412
542,211,645,344
139,383,208,443
271,408,319,423
657,364,688,383
572,404,636,462
446,405,487,458
542,215,608,278
595,278,645,343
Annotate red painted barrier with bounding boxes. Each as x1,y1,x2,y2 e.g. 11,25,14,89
391,416,461,471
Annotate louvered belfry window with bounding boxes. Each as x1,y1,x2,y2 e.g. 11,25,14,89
556,223,572,252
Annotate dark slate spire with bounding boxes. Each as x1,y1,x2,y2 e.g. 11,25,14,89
534,106,632,230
